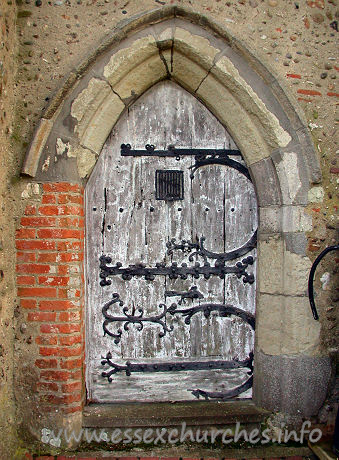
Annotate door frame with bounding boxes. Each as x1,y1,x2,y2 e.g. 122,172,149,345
19,6,330,439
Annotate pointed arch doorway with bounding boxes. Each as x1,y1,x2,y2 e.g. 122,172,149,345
86,80,258,403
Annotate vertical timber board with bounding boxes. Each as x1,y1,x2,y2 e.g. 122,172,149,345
85,81,257,402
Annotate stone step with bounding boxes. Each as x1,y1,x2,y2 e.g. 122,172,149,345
23,447,314,459
83,401,268,429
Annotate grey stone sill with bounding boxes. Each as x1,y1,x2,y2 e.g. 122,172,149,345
83,400,269,428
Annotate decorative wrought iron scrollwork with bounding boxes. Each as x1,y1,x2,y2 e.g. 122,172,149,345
189,151,252,182
102,293,176,344
189,375,253,401
102,294,255,347
99,144,257,287
165,286,204,304
166,232,257,263
99,143,257,400
171,303,255,329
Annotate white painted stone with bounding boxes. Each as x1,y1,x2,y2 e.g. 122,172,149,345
174,28,220,69
32,183,40,195
71,78,125,154
76,147,97,178
258,236,284,294
320,272,330,290
282,206,313,232
71,78,110,128
210,56,292,148
21,183,32,199
308,186,324,203
276,152,301,203
284,251,312,295
42,155,50,172
56,138,70,157
103,36,158,87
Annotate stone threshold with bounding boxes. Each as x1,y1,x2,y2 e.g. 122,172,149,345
83,401,269,428
24,446,313,459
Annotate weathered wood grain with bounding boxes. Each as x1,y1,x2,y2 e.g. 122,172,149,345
85,81,257,403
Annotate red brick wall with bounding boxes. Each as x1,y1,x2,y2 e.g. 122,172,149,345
16,182,85,414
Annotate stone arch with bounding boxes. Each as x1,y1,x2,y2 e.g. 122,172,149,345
21,6,330,417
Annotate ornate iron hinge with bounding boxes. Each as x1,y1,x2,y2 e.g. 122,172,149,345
99,232,256,287
101,352,253,379
121,143,242,158
102,293,255,344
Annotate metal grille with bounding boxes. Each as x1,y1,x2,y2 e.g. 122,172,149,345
155,170,184,201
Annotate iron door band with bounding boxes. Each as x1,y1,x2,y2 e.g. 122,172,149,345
99,145,257,400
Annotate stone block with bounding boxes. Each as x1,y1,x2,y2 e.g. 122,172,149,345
254,351,331,416
282,296,320,355
256,293,284,355
113,54,167,101
284,251,312,296
250,158,282,206
282,205,312,233
197,74,272,165
172,51,208,93
209,56,292,150
259,206,282,233
257,294,320,355
173,27,220,70
70,78,125,154
103,35,159,87
257,235,284,294
81,93,125,154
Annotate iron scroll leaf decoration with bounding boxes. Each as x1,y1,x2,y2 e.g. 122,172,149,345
99,143,257,286
101,298,255,400
102,293,176,344
102,293,255,344
99,144,257,400
166,231,257,264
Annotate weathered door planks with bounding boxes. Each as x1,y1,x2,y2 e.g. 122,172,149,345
86,81,257,403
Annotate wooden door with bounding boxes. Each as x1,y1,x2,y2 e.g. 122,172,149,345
85,81,257,403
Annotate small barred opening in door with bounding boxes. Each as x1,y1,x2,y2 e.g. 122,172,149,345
86,81,258,403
